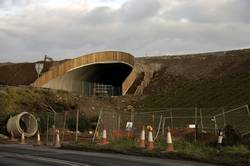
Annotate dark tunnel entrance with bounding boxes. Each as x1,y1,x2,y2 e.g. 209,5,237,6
76,63,133,96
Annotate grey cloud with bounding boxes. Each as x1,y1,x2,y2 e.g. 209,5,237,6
222,0,250,23
81,7,117,25
0,0,250,62
162,0,250,23
119,0,160,22
0,0,31,8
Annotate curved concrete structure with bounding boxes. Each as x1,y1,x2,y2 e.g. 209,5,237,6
7,112,38,137
33,51,136,96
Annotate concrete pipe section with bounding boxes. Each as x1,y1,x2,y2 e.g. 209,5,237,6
7,112,38,137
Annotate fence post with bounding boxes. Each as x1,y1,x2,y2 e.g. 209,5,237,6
118,114,121,131
195,124,198,142
112,111,115,132
132,110,134,123
152,113,155,128
75,109,79,143
195,107,197,125
52,112,56,145
62,111,67,143
222,108,226,127
92,110,103,142
214,116,218,134
46,113,49,145
199,109,204,131
162,117,166,136
246,105,250,117
170,111,174,129
154,115,162,141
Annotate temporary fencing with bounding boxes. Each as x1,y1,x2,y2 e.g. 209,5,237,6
94,105,250,141
34,109,90,145
32,104,250,144
213,105,250,135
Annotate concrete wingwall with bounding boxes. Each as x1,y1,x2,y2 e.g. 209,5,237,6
33,51,136,95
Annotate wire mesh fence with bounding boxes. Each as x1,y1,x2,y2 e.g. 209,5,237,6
34,110,94,145
96,105,250,141
214,105,250,134
33,105,250,144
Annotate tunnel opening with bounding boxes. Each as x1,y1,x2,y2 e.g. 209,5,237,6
47,62,135,96
78,63,133,96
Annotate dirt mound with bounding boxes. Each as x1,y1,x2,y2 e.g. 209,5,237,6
0,62,53,85
1,48,250,92
135,48,250,94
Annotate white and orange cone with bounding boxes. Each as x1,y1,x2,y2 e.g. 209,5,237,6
166,127,174,152
54,129,61,148
101,128,108,145
35,131,42,146
10,131,16,141
147,126,154,150
20,132,26,144
139,126,146,148
217,130,223,150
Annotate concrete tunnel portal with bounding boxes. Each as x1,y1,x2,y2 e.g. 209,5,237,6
33,51,136,96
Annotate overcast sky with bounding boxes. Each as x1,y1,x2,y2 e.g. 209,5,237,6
0,0,250,62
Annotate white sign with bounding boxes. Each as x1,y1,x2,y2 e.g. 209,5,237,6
126,122,133,131
189,124,196,129
35,63,44,77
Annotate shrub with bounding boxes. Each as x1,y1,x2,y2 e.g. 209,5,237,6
223,125,241,146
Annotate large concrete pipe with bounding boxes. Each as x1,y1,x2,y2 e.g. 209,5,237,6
7,112,38,137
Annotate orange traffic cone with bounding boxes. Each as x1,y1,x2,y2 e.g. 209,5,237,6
55,129,61,148
20,132,26,144
101,128,108,145
139,126,146,148
147,126,154,150
166,127,174,152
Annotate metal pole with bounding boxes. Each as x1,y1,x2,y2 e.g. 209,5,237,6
246,105,250,117
195,107,197,125
170,111,174,129
154,115,162,141
112,111,115,132
118,114,121,131
222,108,226,127
214,116,217,134
75,110,79,143
152,113,155,128
162,117,166,136
46,114,49,145
199,109,204,131
62,112,67,143
214,105,248,117
195,124,198,142
131,109,134,123
92,110,102,142
52,112,56,145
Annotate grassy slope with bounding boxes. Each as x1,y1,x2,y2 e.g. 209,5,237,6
137,53,250,132
137,72,250,132
140,72,250,108
0,86,137,134
0,86,79,133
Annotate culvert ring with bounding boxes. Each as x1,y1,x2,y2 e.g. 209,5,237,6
7,112,38,137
